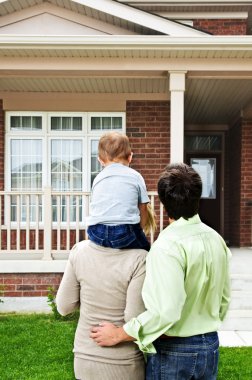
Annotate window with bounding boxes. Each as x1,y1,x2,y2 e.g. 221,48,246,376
185,135,222,152
6,112,125,223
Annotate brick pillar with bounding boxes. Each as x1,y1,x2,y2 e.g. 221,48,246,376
126,100,170,192
240,119,252,246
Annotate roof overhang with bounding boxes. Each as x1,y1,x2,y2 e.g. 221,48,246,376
0,34,252,124
1,35,252,55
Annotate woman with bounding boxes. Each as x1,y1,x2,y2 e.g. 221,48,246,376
56,239,147,380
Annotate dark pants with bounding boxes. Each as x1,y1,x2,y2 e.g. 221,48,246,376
146,332,219,380
87,223,150,251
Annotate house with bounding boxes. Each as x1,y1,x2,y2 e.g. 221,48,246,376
0,0,252,313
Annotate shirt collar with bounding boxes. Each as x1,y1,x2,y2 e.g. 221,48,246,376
169,214,201,228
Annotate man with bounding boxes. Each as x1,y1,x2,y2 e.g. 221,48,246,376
91,163,231,380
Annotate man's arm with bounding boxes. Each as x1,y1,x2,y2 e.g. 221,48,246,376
90,322,134,346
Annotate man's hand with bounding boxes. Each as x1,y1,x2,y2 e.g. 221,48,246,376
90,322,134,346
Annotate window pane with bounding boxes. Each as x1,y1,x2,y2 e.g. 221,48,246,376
91,116,123,131
112,117,122,129
10,116,21,130
62,117,72,130
11,139,42,191
51,117,61,130
22,116,31,129
32,116,42,130
185,135,222,152
91,117,101,130
102,117,111,129
51,116,82,131
51,139,82,191
91,140,102,186
10,116,42,130
72,117,82,131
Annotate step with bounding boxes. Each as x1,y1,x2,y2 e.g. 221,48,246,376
231,274,252,291
229,291,252,310
220,310,252,331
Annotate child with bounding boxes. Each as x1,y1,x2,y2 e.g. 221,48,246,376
86,132,152,250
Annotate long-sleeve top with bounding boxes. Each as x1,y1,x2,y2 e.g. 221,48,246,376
56,240,147,364
124,214,232,353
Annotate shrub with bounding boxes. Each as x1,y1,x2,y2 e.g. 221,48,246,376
47,286,79,321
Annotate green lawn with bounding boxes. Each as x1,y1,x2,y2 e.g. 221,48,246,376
0,314,251,380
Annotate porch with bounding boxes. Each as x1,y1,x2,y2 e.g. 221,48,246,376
0,189,163,259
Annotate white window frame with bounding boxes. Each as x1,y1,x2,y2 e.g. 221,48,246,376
5,111,126,226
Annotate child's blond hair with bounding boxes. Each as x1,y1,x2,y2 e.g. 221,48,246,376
99,132,131,163
144,203,157,236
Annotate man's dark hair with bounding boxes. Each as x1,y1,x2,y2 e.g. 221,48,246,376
158,163,202,220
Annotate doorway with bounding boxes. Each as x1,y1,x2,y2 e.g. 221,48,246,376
185,134,224,235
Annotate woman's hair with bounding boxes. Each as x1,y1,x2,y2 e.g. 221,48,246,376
98,132,132,163
144,203,157,236
157,163,202,220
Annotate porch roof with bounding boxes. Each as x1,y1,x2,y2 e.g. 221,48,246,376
0,35,252,124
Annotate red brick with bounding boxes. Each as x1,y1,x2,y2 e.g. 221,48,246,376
194,19,247,35
127,100,170,192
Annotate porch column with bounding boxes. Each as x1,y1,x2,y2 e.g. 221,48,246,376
169,71,186,163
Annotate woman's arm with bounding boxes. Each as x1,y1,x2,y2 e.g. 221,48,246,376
124,254,146,322
56,253,80,316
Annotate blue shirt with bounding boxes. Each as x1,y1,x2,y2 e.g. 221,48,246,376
86,163,149,226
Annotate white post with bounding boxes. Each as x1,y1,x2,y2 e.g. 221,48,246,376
169,71,186,163
43,186,52,260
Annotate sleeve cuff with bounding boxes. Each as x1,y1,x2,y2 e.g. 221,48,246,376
123,319,156,354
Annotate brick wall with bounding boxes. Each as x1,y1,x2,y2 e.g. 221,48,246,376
126,100,170,191
229,120,242,246
0,100,3,192
0,273,62,297
193,19,248,35
240,119,252,246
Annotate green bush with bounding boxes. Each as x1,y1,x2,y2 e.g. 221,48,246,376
47,286,79,321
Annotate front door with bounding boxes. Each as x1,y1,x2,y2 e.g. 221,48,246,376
185,134,224,235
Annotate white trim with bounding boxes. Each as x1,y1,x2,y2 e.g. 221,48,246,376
1,35,252,49
0,259,67,272
70,0,206,36
118,1,252,4
169,71,186,163
157,12,249,20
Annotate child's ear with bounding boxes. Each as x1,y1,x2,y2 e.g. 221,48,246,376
98,157,106,166
128,152,133,164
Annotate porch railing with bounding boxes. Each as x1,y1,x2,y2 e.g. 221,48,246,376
0,189,164,260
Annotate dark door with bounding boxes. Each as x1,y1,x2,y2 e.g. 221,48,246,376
186,153,221,233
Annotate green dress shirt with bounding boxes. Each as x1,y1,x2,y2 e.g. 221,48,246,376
123,214,231,353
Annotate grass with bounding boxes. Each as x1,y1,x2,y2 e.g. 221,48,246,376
0,313,251,380
0,314,77,380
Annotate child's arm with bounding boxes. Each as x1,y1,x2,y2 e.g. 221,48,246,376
139,203,148,229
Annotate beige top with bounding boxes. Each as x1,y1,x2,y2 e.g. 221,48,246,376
56,240,147,364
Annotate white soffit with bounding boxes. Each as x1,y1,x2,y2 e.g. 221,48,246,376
70,0,206,35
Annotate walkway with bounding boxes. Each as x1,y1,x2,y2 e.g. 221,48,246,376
219,247,252,347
